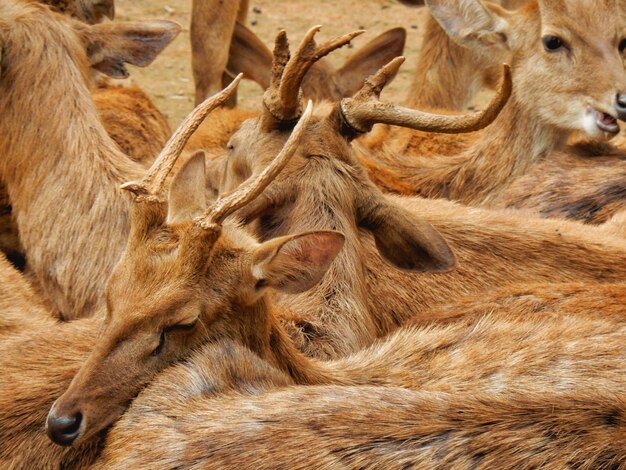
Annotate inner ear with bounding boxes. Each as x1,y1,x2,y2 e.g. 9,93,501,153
167,151,207,224
251,231,345,296
358,196,456,273
226,22,273,90
79,21,181,78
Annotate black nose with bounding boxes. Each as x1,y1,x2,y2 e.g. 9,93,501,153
46,411,82,446
616,93,626,119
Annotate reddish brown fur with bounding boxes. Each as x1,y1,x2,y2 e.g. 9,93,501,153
0,2,179,319
39,0,114,24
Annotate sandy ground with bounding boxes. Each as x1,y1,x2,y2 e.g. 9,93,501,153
114,0,431,127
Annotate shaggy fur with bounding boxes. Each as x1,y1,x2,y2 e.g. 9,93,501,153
0,2,178,319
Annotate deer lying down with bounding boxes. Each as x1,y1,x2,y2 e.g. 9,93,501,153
213,30,626,358
0,1,234,320
358,0,626,223
98,384,626,469
44,103,626,449
185,24,406,155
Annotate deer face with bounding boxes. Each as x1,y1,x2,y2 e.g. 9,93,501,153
46,101,343,447
428,0,626,140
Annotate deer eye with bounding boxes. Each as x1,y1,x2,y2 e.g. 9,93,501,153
542,35,566,52
619,38,626,54
151,330,166,356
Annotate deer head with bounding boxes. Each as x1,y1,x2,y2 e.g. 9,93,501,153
220,27,512,273
426,0,626,140
42,0,115,24
45,95,344,447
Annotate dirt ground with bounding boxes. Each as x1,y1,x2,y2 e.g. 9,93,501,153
114,0,431,127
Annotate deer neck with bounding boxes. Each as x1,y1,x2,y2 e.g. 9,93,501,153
0,49,143,319
230,298,346,385
454,95,566,205
257,190,380,356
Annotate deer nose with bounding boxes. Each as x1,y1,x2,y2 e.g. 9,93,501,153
615,93,626,120
46,410,83,446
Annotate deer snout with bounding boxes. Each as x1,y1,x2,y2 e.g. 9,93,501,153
46,404,83,447
615,93,626,120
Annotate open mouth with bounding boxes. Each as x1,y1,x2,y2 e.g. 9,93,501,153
591,108,620,136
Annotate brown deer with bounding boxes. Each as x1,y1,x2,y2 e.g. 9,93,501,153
358,0,626,218
212,30,626,358
44,73,626,447
0,2,215,320
45,137,626,446
98,386,626,468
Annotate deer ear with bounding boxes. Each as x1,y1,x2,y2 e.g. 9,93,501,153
79,21,181,78
226,22,273,90
251,231,345,296
334,28,406,97
426,0,511,63
167,151,207,224
358,196,455,273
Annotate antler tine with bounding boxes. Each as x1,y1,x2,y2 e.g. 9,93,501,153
341,63,512,134
121,74,243,201
269,30,291,89
265,26,365,121
197,100,314,230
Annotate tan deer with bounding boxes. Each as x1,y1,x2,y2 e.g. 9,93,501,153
45,134,626,447
98,386,626,468
211,29,626,358
358,0,626,220
0,2,224,320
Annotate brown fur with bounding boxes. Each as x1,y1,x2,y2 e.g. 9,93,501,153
99,385,626,469
48,195,626,448
359,0,626,221
0,252,55,337
39,0,114,24
217,101,626,359
93,81,171,167
0,2,179,319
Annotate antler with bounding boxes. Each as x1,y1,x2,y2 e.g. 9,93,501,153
340,58,512,134
197,101,314,230
121,74,243,201
263,26,364,122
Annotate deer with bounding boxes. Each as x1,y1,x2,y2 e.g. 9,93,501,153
0,1,217,320
97,385,626,468
357,0,626,223
207,27,626,359
44,131,626,449
0,3,176,270
185,23,407,156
